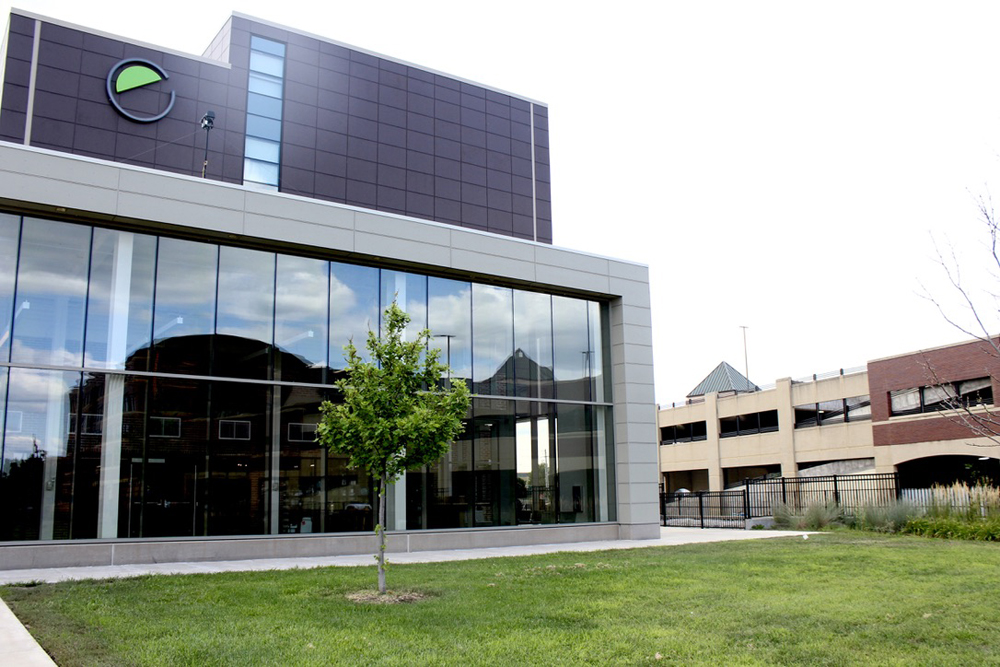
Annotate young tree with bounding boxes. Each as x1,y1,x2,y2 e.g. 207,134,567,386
924,194,1000,445
316,301,470,594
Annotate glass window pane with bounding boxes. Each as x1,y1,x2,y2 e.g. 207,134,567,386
279,386,373,534
152,238,217,375
246,114,282,141
215,246,275,379
380,270,426,342
251,35,286,57
275,255,329,383
244,158,279,186
0,213,20,362
249,50,284,77
247,92,283,120
1,368,81,541
428,277,472,386
130,377,208,538
249,72,283,98
125,378,270,538
515,401,556,525
472,398,516,527
329,262,379,369
11,218,90,367
552,295,591,402
472,284,513,397
555,403,595,523
244,136,280,163
406,410,473,530
84,229,156,370
513,290,553,399
208,381,270,535
588,301,606,402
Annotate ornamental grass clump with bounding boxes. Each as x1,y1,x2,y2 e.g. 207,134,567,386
926,482,1000,520
855,500,921,533
772,501,844,530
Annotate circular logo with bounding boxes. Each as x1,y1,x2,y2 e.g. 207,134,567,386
106,58,176,123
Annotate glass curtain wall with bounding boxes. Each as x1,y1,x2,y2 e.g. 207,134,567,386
0,213,614,542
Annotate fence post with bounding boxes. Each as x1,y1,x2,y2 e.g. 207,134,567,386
833,474,840,507
743,487,750,521
893,472,901,500
698,493,705,529
781,477,787,505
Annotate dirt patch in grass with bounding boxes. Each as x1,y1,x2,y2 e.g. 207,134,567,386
346,589,431,604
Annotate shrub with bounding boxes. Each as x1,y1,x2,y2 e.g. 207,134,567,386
855,500,922,533
772,501,844,530
903,516,1000,541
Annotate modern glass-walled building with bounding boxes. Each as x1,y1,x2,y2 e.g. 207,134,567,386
0,213,612,541
0,9,657,567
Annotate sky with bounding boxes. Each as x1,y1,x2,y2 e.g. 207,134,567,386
5,1,1000,405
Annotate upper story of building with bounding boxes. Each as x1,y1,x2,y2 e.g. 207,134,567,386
0,9,552,242
657,338,1000,491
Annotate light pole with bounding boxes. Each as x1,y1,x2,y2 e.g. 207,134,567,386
200,110,215,178
434,334,455,388
740,325,751,391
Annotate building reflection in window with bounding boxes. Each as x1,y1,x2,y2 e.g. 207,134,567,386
0,214,614,541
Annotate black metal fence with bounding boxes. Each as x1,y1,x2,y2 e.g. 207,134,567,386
660,489,749,528
746,473,899,517
660,473,901,529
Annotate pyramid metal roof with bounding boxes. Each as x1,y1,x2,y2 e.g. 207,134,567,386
687,361,759,397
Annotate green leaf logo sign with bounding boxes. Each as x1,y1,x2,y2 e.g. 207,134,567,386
106,58,176,123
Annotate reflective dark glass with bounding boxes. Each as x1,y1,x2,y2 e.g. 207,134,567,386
428,277,472,386
515,400,556,524
0,368,83,540
552,295,592,402
555,403,595,523
0,213,19,362
513,289,553,398
151,238,217,375
215,246,275,379
471,398,516,527
472,284,513,396
11,218,90,367
84,229,156,371
329,262,379,368
277,386,373,534
380,270,427,344
275,254,328,383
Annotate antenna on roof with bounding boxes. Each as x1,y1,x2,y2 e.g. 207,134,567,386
740,325,751,392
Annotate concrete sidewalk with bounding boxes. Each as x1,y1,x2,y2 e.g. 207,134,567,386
0,527,809,665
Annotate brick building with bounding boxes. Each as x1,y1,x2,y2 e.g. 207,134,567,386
657,338,1000,492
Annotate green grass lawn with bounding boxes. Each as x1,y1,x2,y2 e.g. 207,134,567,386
3,532,1000,665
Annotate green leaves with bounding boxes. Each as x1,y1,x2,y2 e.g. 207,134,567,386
317,300,471,592
317,301,470,483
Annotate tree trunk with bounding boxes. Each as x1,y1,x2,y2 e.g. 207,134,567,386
377,473,387,594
